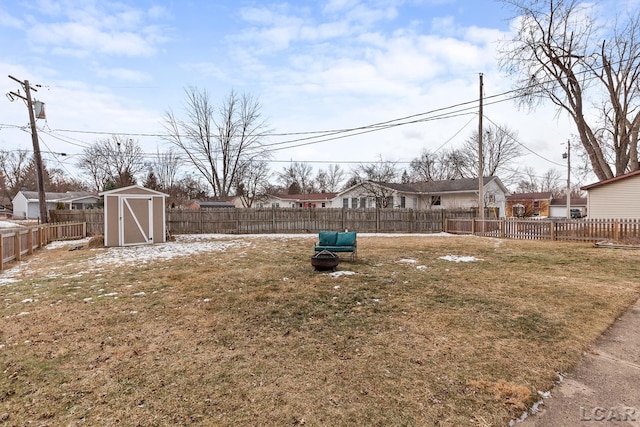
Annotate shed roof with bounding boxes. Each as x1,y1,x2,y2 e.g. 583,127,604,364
99,185,168,197
581,169,640,190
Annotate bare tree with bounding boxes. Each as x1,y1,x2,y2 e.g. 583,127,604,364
514,166,564,195
163,88,270,198
460,123,524,186
277,161,315,194
409,149,460,181
77,136,145,191
233,159,271,207
315,164,345,192
151,147,182,191
498,0,640,179
350,157,399,208
0,149,31,199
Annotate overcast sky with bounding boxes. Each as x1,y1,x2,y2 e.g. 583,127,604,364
0,0,619,190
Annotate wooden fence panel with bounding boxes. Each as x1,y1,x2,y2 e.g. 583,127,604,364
446,218,640,242
0,222,86,270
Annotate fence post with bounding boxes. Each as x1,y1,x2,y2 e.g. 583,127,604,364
550,220,556,241
409,209,414,233
614,220,619,241
15,232,21,262
27,229,33,255
471,218,476,235
0,235,3,270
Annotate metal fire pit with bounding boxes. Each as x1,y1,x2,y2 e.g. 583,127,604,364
311,250,339,271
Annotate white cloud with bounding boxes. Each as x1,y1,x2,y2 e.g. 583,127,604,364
93,66,152,83
0,8,23,28
19,1,169,57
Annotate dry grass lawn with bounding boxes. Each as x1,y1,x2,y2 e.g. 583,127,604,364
1,234,639,426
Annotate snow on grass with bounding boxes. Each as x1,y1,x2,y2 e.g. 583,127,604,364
329,271,356,278
438,255,483,263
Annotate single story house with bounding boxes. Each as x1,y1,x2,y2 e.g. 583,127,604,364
549,197,587,218
186,200,236,209
506,192,553,217
12,190,100,220
336,176,509,217
254,192,338,209
581,169,640,219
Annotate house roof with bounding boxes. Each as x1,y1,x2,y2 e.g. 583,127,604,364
412,176,506,193
581,169,640,190
193,200,235,208
339,176,507,196
271,192,337,201
507,192,553,201
18,190,99,203
550,197,587,206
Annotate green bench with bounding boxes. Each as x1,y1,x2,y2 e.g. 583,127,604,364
314,231,357,261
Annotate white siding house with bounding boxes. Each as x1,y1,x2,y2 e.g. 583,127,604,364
336,177,509,217
12,191,99,220
581,170,640,219
251,192,338,208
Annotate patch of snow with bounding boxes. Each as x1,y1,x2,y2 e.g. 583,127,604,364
45,237,91,250
21,298,33,303
98,292,118,298
398,258,417,264
330,271,356,278
438,255,483,263
0,221,25,229
416,265,428,270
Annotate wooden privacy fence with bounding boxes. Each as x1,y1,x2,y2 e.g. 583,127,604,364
445,218,640,242
51,208,479,235
0,222,87,270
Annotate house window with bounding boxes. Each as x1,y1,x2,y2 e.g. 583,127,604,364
431,196,441,206
351,197,358,208
387,196,394,208
400,196,406,208
343,198,349,208
487,194,495,203
413,198,418,209
360,197,367,208
533,200,540,208
271,202,280,208
321,202,326,208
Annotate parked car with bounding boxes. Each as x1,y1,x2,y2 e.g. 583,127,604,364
570,208,585,218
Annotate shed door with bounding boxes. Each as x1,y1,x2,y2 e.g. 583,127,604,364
119,196,154,246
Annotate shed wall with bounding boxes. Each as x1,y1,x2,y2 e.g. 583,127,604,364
587,176,640,219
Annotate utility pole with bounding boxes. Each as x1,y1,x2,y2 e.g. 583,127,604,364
478,73,484,223
563,140,571,219
8,75,48,223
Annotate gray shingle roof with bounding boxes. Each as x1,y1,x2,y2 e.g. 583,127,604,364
377,176,501,194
